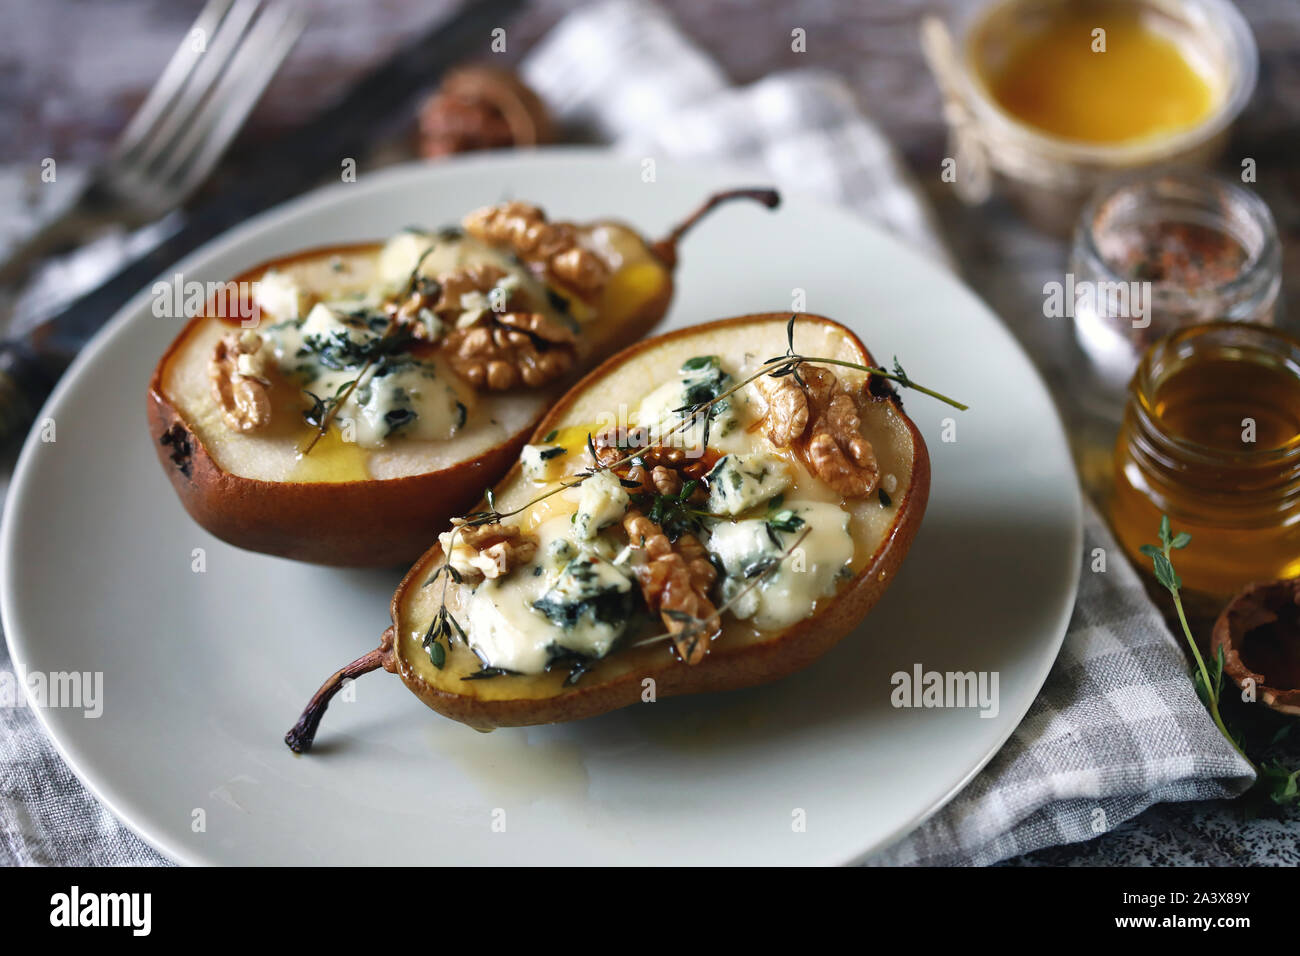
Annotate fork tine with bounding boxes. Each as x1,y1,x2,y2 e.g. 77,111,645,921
111,0,234,161
126,0,265,175
158,1,306,198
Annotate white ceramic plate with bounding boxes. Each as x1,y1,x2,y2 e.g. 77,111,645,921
2,151,1081,865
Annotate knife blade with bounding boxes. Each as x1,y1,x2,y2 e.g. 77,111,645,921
0,0,523,443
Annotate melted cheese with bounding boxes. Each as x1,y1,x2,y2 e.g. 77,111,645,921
351,362,466,446
465,576,555,674
261,303,470,450
632,355,749,453
464,515,635,673
709,501,853,630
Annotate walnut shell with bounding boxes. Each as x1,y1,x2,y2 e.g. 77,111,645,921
417,66,554,158
1212,578,1300,716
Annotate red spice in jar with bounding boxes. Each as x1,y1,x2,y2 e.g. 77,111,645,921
1100,220,1249,288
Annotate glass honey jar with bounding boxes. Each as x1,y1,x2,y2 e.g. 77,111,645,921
1112,322,1300,599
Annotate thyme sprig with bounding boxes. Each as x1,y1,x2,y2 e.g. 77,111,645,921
302,379,357,431
1142,516,1299,809
298,314,397,455
1141,517,1241,761
761,316,968,411
633,479,721,540
420,316,967,671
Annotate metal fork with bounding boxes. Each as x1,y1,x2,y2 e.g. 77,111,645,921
0,0,305,288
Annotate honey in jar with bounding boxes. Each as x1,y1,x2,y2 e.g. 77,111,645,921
1112,323,1300,598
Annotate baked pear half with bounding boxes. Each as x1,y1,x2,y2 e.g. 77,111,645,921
148,188,779,566
288,313,945,749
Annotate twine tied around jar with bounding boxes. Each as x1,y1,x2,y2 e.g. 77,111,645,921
920,16,994,206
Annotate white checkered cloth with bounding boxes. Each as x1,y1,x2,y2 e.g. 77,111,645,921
523,0,1255,867
873,505,1256,865
0,0,1254,867
522,0,953,268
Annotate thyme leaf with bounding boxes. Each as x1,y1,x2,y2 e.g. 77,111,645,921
1142,515,1299,809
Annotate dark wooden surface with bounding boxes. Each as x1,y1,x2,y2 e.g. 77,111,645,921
2,0,1297,865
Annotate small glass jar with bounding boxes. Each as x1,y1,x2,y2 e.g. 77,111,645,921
1068,170,1282,421
923,0,1258,234
1112,322,1300,600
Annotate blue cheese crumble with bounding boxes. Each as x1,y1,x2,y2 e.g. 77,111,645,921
574,470,630,539
705,452,792,516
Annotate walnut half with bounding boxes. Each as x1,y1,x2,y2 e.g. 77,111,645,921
623,510,719,664
589,431,715,496
441,311,577,390
439,521,538,583
385,263,517,344
755,366,879,498
462,201,611,301
209,331,272,432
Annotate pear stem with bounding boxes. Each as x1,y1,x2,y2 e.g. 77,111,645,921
651,187,781,267
285,644,389,754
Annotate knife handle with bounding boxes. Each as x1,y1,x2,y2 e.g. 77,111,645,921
0,340,55,444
